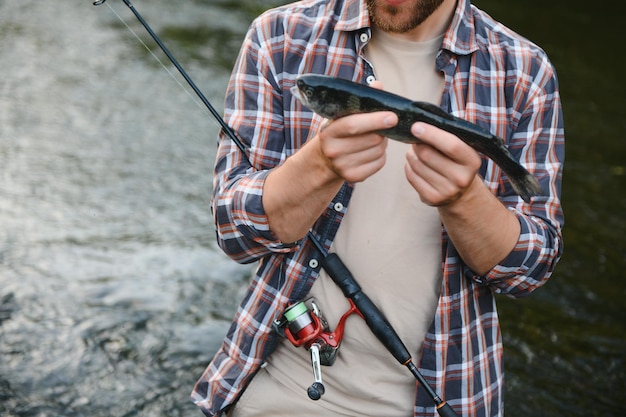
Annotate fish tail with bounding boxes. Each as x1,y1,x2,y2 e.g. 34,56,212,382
507,167,543,203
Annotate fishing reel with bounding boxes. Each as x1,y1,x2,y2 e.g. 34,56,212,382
275,298,361,400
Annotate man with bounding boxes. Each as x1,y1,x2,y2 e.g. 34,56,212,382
192,0,564,416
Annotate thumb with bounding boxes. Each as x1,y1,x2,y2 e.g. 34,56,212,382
369,80,384,90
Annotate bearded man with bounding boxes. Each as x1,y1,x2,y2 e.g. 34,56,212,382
191,1,564,416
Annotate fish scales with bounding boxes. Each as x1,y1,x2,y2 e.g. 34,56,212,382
292,74,542,203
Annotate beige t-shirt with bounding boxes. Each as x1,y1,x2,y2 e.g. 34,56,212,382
231,31,446,417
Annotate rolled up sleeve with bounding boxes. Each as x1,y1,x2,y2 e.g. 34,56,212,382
211,16,305,264
474,209,563,297
213,163,299,263
468,57,565,298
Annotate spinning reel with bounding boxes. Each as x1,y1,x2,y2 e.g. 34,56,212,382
275,298,362,400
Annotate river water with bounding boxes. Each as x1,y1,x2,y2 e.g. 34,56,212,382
0,1,623,416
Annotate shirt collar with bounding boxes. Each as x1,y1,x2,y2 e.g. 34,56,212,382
335,0,478,56
334,0,370,32
441,0,478,55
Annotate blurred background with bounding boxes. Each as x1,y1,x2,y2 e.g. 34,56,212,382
0,0,623,416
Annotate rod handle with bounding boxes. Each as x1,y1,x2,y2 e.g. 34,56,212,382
320,253,412,365
436,402,459,417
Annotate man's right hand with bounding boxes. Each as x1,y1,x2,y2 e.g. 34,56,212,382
316,111,397,183
263,111,398,244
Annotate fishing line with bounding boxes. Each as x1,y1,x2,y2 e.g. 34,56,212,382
98,0,217,123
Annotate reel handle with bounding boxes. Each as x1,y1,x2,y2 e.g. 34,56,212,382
307,344,325,400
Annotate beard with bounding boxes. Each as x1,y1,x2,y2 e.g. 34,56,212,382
366,0,446,33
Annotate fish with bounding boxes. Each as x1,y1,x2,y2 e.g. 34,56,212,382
291,74,542,203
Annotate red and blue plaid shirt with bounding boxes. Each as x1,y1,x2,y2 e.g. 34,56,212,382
192,0,564,415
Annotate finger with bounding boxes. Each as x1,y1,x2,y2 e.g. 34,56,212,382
329,135,389,182
411,122,481,167
405,147,459,204
341,150,388,182
324,132,387,160
369,80,384,90
404,160,439,203
321,130,387,162
325,111,397,138
411,143,470,185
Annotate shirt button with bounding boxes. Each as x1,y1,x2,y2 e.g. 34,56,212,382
359,32,369,44
309,258,319,269
366,75,376,85
333,202,344,212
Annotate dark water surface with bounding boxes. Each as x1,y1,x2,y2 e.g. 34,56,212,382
0,1,623,416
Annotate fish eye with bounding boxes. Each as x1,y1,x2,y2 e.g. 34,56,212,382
305,87,314,98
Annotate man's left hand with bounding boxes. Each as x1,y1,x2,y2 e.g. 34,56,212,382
404,121,482,206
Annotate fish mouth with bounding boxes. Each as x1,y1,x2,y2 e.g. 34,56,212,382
290,85,304,104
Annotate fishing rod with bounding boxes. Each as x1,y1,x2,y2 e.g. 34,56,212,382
92,0,247,156
92,2,458,416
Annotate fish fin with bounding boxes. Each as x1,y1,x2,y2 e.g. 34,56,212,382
411,101,454,121
509,169,543,203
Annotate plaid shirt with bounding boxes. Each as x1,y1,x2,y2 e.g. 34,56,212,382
192,0,564,416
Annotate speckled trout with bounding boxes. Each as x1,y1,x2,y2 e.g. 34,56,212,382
292,74,542,203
